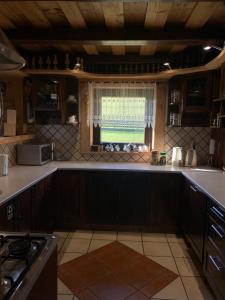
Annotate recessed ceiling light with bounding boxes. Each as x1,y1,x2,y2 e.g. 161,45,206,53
203,46,212,50
163,62,172,70
203,45,223,51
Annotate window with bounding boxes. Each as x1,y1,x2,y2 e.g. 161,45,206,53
88,81,156,148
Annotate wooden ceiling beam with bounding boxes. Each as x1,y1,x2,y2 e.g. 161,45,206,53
8,28,225,46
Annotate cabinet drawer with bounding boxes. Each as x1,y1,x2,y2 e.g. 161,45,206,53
209,202,225,225
208,217,225,257
205,240,225,300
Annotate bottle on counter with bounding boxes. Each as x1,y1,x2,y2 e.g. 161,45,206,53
150,151,159,165
159,152,167,165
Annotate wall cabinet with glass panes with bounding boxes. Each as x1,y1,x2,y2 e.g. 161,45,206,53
25,75,79,125
167,71,213,127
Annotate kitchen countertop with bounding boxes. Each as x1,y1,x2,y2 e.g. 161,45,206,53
0,161,224,209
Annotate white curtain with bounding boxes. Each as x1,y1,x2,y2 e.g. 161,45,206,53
87,81,156,128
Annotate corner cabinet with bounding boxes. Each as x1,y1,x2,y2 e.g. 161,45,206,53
26,75,79,125
168,71,213,127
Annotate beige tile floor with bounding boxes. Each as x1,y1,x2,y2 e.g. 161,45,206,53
56,231,214,300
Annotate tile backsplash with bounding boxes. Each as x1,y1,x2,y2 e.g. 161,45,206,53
1,125,211,166
0,143,18,167
35,125,210,165
165,127,211,165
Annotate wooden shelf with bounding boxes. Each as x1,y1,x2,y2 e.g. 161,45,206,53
0,134,35,145
213,98,225,102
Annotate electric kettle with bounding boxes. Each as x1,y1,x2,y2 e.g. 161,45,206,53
172,147,183,166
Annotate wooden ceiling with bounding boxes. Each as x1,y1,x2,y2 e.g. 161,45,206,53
1,0,225,56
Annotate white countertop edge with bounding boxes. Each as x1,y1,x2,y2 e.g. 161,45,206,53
0,161,224,211
0,167,57,206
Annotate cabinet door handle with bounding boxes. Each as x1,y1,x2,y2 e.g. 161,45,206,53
211,224,225,239
211,206,225,219
190,185,198,193
209,255,224,272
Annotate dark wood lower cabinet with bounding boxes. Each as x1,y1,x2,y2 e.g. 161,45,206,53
148,173,182,233
32,175,55,232
81,171,116,226
56,171,81,230
0,199,15,231
117,172,149,226
182,180,207,263
15,189,32,232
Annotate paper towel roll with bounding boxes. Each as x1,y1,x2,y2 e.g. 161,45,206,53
0,154,8,176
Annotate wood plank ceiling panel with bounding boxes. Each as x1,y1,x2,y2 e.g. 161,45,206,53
111,46,125,55
0,2,32,27
170,45,187,53
185,2,220,29
57,1,86,28
102,2,125,55
102,2,124,28
83,45,99,55
202,2,225,27
12,2,52,28
57,1,100,54
144,2,172,28
140,44,157,56
166,2,196,26
141,3,171,56
78,2,105,26
36,1,70,27
0,13,16,29
124,2,147,26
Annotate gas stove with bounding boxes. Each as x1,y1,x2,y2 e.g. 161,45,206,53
0,233,57,300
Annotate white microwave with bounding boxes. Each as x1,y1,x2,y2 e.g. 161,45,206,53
17,143,52,165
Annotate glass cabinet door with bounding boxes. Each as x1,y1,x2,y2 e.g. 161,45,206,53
185,76,208,110
35,78,60,110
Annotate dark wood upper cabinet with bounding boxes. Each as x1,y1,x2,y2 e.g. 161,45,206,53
168,71,213,127
28,75,78,125
183,73,211,112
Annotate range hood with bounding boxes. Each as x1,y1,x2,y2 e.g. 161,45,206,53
0,28,25,70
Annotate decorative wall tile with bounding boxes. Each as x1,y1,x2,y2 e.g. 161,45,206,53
165,127,211,165
35,125,210,165
1,125,211,167
0,143,18,167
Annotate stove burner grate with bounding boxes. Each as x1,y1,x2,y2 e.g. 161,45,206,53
8,239,31,257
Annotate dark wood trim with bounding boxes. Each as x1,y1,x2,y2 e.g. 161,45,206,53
8,28,225,47
0,0,223,2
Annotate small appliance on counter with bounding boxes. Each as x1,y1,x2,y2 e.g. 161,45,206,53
0,154,8,176
185,142,197,167
171,147,183,166
17,143,52,165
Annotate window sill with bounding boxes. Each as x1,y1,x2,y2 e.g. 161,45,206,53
82,151,150,154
